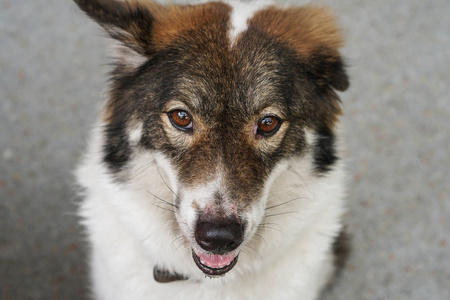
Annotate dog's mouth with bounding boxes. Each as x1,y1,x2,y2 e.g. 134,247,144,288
192,250,239,276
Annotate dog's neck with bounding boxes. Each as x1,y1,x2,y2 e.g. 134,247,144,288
153,266,188,283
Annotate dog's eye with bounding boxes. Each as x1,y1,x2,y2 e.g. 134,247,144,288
168,110,193,131
257,116,282,137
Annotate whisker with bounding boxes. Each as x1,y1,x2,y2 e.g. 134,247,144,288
260,175,308,199
287,167,315,198
254,233,268,247
244,244,263,260
257,224,288,238
175,240,189,252
259,222,281,227
265,197,304,210
147,191,178,208
151,203,176,214
240,248,251,259
153,154,177,197
129,159,157,180
170,235,185,247
264,211,299,218
264,184,314,211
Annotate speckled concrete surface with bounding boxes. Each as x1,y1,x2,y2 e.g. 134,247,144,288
1,0,449,299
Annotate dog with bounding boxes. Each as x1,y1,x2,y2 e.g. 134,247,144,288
73,0,350,299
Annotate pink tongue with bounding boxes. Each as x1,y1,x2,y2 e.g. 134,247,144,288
198,253,236,268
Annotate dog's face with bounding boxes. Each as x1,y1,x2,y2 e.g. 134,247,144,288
75,0,348,277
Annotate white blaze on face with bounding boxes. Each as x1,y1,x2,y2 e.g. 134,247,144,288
152,149,292,253
227,0,273,44
183,178,223,208
177,171,226,230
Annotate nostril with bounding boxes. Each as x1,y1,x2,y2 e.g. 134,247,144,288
195,221,243,254
225,241,237,250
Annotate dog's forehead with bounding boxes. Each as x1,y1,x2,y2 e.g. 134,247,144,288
169,51,287,118
125,2,344,118
151,28,293,117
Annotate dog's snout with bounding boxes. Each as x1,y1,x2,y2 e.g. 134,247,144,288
195,220,243,254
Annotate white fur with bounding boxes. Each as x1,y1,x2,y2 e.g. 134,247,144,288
304,128,316,147
227,0,273,44
76,122,346,300
109,39,147,68
128,121,144,145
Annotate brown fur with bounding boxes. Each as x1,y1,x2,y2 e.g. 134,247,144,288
329,228,351,284
146,2,232,50
248,5,344,56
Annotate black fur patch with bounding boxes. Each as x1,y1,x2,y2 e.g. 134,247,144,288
313,127,338,173
309,46,349,92
103,119,131,172
332,228,351,274
73,0,155,55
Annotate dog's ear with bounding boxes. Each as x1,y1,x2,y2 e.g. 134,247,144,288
296,6,349,92
74,0,155,66
309,47,349,92
249,5,349,92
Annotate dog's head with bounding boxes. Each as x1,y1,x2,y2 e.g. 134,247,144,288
75,0,348,277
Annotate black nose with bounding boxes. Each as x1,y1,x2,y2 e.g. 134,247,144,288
195,220,244,254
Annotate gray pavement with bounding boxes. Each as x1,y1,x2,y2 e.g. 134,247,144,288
1,0,449,299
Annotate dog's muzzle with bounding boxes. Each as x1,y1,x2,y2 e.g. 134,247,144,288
192,217,243,276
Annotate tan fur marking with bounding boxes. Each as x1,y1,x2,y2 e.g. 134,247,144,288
101,107,113,123
248,5,344,56
191,200,200,212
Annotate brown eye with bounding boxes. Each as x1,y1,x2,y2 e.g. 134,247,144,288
257,116,282,136
168,110,193,131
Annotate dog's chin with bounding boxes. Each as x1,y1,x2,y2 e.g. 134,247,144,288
192,250,239,277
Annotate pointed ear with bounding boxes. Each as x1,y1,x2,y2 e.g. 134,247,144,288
248,5,350,92
74,0,155,57
310,47,350,92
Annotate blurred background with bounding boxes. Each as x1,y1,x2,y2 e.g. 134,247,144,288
1,0,449,299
